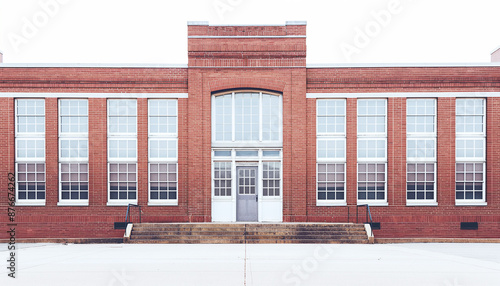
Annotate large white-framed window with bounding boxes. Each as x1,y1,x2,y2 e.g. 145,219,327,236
212,91,282,147
456,98,486,205
148,99,178,205
15,99,45,206
316,99,346,206
357,99,387,205
406,99,437,205
107,99,137,205
58,99,89,206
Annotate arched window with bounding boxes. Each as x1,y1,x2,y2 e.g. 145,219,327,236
212,91,282,146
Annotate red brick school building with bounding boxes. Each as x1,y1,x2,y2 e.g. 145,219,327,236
1,22,500,241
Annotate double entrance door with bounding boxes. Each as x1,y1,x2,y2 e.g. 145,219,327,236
236,166,258,222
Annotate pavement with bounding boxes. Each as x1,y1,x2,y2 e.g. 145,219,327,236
1,243,499,286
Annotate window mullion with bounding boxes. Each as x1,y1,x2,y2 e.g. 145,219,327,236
259,92,263,142
231,92,235,142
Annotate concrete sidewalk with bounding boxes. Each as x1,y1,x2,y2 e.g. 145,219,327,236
1,243,499,286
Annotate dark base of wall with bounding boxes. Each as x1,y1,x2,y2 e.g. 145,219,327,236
375,238,500,244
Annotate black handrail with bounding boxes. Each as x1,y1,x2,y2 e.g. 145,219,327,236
356,204,374,237
124,204,142,224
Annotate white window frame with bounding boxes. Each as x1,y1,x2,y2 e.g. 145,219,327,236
316,99,347,206
357,99,387,206
148,99,178,206
455,98,486,206
15,99,46,206
406,98,437,206
211,91,283,148
58,99,89,206
107,99,138,206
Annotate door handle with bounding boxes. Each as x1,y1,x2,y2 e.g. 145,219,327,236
256,196,258,202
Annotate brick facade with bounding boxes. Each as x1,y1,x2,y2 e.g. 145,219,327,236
1,22,500,240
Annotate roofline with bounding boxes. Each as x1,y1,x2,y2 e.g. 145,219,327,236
307,62,500,68
187,21,306,26
0,63,188,68
1,62,499,69
492,46,500,54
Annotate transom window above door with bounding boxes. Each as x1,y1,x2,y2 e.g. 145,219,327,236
212,91,282,147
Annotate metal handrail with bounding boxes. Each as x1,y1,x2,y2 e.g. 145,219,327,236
124,204,142,223
356,204,374,237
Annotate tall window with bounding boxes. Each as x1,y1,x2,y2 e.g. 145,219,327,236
108,100,137,205
406,99,436,205
317,99,346,205
16,99,45,205
456,98,486,205
148,100,178,205
212,91,282,146
357,99,387,204
59,99,89,205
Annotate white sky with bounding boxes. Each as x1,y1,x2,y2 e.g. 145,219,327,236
0,0,499,64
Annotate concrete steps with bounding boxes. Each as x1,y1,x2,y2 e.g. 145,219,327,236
126,223,371,244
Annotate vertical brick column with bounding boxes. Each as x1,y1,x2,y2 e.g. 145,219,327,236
45,98,58,206
387,98,406,206
437,97,455,206
137,98,148,206
486,97,500,207
187,69,211,222
306,98,317,214
282,85,292,221
0,98,15,178
0,98,15,234
346,98,357,206
177,98,189,212
88,98,107,206
289,69,308,221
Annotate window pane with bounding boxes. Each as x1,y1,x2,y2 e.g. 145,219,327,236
455,162,485,201
236,150,258,157
456,138,484,160
406,163,436,201
317,163,345,201
214,150,232,157
358,163,385,201
213,92,281,143
263,162,281,197
318,138,346,159
263,150,280,157
17,163,45,201
357,139,385,159
149,163,177,201
317,99,346,135
109,163,137,200
108,100,137,134
235,93,259,141
214,162,232,196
